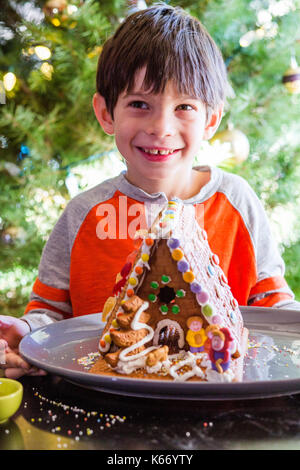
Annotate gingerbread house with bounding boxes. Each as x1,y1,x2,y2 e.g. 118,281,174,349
93,199,248,382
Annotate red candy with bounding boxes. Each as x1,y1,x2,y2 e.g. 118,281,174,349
120,262,132,278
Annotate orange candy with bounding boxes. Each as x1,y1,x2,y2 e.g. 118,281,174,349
171,248,184,261
135,266,143,275
127,289,134,297
145,237,154,246
183,271,195,283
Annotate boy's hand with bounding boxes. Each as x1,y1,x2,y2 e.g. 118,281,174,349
0,315,47,379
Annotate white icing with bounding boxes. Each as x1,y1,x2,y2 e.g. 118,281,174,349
116,346,236,383
98,338,110,353
119,301,157,362
169,352,205,382
205,368,235,383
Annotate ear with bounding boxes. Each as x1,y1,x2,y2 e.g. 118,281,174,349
92,93,114,135
203,105,224,141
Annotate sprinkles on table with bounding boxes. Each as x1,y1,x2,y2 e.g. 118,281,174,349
23,386,127,446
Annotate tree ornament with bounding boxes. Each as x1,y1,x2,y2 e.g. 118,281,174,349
282,57,300,95
211,123,250,164
43,0,68,17
18,144,30,162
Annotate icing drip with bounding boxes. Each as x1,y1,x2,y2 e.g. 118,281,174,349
118,301,157,362
168,351,205,382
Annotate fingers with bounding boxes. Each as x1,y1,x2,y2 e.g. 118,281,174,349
4,367,48,379
0,316,13,329
4,351,31,371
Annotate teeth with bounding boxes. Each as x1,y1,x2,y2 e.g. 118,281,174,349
142,148,174,155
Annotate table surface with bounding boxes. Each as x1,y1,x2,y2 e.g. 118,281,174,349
1,374,300,450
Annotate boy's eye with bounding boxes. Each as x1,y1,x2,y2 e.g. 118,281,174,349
176,104,194,111
129,100,149,109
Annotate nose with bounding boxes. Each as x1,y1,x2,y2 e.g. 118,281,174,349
145,110,176,138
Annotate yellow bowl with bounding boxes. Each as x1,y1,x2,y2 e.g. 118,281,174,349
0,378,23,424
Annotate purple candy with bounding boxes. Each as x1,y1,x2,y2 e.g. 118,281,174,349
190,282,202,294
196,290,209,305
177,259,189,272
167,237,180,249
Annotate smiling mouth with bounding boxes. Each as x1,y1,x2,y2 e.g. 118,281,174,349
137,147,180,159
139,147,176,155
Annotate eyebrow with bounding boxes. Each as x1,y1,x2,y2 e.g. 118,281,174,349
122,91,153,99
123,91,199,100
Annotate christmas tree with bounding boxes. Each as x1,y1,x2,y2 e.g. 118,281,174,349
0,0,300,317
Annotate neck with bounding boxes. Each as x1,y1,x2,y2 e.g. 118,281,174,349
125,167,210,201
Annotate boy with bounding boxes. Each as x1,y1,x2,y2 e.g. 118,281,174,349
0,3,299,379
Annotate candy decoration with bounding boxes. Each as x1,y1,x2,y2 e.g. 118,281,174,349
128,277,137,286
113,277,127,295
126,289,134,297
183,271,195,283
219,272,228,286
120,262,132,278
211,253,219,266
148,293,157,302
167,238,180,249
229,311,237,324
196,290,209,305
202,304,213,317
171,305,180,314
212,314,222,325
176,289,186,298
145,237,154,246
171,248,184,261
160,305,168,315
104,334,111,344
161,274,171,284
135,266,143,275
150,281,159,289
207,265,215,277
190,282,202,294
141,253,149,262
102,296,116,322
177,259,189,273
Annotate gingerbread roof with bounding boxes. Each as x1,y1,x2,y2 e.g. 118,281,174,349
99,199,245,360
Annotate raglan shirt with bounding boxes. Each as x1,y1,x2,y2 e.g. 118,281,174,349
22,166,300,331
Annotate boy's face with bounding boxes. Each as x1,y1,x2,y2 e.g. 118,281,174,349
93,67,222,191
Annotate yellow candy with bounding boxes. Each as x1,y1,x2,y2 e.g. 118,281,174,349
104,334,111,344
141,253,149,262
112,319,119,328
129,277,137,286
102,296,116,322
183,271,195,283
171,248,184,261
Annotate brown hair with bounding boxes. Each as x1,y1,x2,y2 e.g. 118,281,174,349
96,3,230,119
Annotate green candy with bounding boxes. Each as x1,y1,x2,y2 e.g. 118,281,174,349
160,305,168,313
148,293,157,302
150,281,159,289
171,305,180,314
176,289,185,298
202,304,213,317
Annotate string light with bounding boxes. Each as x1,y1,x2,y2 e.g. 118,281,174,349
34,46,52,61
40,62,54,80
3,72,16,91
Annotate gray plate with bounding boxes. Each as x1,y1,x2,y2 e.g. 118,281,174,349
19,306,300,400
